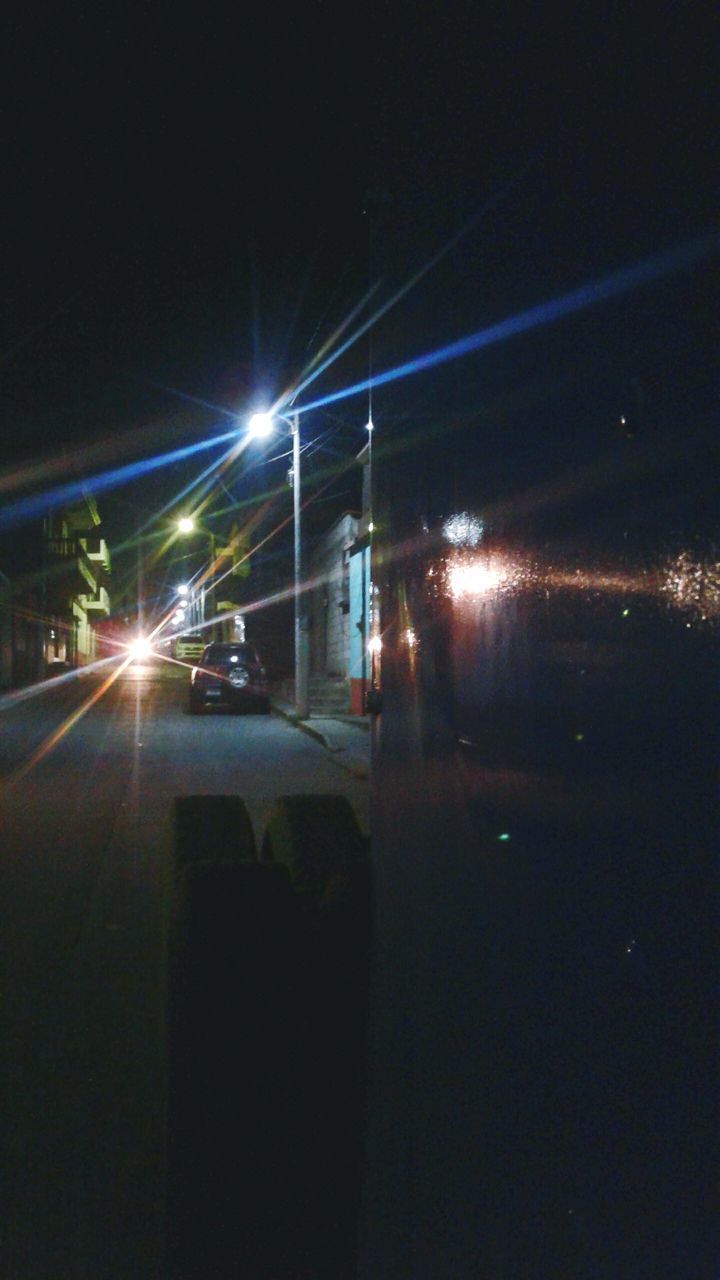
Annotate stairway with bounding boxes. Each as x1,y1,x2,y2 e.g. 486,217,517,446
308,676,350,715
274,676,350,716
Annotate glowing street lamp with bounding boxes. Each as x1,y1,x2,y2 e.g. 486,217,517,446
247,412,274,440
177,583,189,597
246,407,308,720
128,635,152,662
177,516,216,634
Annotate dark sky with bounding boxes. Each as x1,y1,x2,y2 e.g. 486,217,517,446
1,4,717,568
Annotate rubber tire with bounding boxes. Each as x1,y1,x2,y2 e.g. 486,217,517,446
163,795,259,1051
171,794,257,877
260,793,365,904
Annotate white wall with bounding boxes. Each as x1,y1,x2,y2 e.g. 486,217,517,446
308,513,358,678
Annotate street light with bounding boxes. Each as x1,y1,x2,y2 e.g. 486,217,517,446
247,408,309,720
247,412,274,439
176,516,217,636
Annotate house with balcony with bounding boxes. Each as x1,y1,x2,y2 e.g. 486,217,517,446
44,493,111,667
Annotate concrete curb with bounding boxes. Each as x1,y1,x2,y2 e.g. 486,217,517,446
270,699,370,780
270,700,338,750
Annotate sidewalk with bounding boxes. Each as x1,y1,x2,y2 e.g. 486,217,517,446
270,693,371,780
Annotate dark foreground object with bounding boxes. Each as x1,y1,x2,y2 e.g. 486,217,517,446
164,794,370,1279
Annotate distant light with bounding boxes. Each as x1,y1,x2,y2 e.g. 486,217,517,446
174,609,185,622
622,608,630,617
443,512,484,547
177,516,195,534
404,628,416,647
498,832,511,842
574,732,585,742
366,417,374,433
448,558,507,599
230,654,239,662
177,583,189,596
127,636,152,661
368,635,382,655
248,412,274,439
368,521,375,533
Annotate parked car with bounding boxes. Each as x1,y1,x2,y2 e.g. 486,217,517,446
188,642,270,713
174,634,205,662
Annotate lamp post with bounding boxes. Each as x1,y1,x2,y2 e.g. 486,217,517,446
248,409,309,719
176,517,217,637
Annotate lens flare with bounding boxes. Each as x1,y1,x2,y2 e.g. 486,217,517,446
127,637,153,661
294,233,719,419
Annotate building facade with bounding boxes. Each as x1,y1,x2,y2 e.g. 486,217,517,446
44,493,111,667
307,512,358,683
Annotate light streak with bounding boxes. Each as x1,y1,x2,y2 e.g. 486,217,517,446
3,655,132,785
190,446,362,608
276,156,541,413
0,428,241,532
152,651,205,674
292,233,719,417
146,380,240,419
0,654,120,714
127,636,153,661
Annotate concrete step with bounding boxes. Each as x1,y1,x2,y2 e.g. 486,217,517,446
273,678,350,715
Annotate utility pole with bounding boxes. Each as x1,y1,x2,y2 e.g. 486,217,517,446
137,522,144,634
292,413,310,719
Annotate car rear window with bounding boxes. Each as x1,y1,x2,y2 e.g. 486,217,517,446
202,643,259,664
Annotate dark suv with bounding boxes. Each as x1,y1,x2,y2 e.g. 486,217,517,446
188,642,270,714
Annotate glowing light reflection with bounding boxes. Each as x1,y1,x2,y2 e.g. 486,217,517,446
662,551,720,621
443,512,484,547
447,557,512,600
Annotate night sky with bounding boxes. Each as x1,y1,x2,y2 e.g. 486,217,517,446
1,5,717,575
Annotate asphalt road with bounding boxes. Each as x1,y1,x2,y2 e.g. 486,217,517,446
0,658,368,1279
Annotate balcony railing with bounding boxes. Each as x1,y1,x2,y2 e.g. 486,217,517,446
46,537,97,595
79,586,111,616
80,536,111,572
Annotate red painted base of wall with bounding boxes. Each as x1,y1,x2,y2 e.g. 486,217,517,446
349,678,366,715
